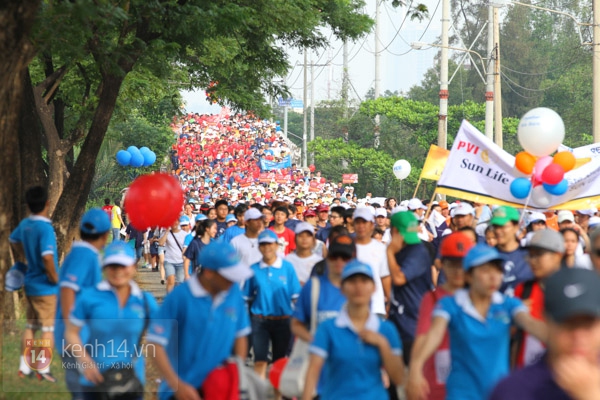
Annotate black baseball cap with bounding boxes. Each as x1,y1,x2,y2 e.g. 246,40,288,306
544,268,600,323
327,234,356,259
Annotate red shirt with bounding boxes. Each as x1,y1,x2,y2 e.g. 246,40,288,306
416,287,451,400
101,205,113,219
270,227,296,256
514,281,545,368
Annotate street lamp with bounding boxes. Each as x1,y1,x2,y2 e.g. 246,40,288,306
411,42,494,140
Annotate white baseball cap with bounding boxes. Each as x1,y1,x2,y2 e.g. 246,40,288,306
375,208,387,218
576,209,597,217
353,206,375,222
557,210,575,223
407,198,427,211
451,203,475,218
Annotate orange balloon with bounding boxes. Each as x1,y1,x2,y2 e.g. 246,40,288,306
553,151,576,172
515,151,536,175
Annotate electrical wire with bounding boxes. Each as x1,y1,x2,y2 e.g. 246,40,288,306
384,0,441,57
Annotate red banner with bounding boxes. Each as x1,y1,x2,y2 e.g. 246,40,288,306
259,173,275,183
342,174,358,184
239,178,253,188
275,175,291,184
308,181,324,193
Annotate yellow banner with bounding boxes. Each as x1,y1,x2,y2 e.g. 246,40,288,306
420,145,450,181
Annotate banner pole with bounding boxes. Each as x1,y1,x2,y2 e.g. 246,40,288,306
412,177,422,199
424,189,438,221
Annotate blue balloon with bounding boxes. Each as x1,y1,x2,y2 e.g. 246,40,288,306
129,151,144,168
510,177,532,199
543,179,568,196
139,146,151,154
143,151,156,167
116,150,131,166
127,146,139,154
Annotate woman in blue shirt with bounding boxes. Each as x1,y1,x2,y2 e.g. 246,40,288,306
407,244,547,400
243,229,301,380
302,260,404,400
183,217,216,277
65,241,158,400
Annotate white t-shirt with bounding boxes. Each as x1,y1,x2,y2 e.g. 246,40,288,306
231,234,262,267
285,253,323,284
356,239,390,315
164,229,187,264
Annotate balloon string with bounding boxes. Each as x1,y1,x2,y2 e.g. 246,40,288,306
518,182,535,228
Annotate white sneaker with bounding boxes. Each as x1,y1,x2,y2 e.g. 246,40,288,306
145,263,152,269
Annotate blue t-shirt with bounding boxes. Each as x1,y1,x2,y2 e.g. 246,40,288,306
55,241,102,352
433,289,527,400
183,237,213,275
146,277,250,400
243,258,301,316
292,275,345,329
69,282,158,387
489,356,571,400
221,225,245,243
497,247,533,296
309,309,402,400
9,215,59,296
184,233,194,248
389,242,433,342
215,221,228,239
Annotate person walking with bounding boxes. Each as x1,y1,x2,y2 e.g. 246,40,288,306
302,260,404,400
55,208,111,398
111,199,126,242
243,230,301,379
64,241,158,400
158,217,188,293
10,186,59,382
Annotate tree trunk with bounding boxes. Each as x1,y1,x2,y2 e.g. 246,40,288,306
0,0,42,381
53,74,126,257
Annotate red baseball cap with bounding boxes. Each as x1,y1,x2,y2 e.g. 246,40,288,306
440,232,475,259
316,204,329,213
304,209,317,218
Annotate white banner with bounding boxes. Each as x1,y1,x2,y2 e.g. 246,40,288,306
437,121,600,210
558,143,600,158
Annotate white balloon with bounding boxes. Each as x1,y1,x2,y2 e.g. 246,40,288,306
531,185,553,208
517,107,565,157
393,159,411,180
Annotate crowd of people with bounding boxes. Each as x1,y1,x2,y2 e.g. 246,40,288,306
8,111,600,400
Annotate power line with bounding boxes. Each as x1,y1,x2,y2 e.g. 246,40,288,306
383,0,441,57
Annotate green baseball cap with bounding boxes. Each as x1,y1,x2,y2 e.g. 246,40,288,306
391,211,421,245
490,206,520,226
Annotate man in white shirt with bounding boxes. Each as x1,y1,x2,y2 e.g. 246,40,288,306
285,222,323,285
231,207,264,267
353,207,391,316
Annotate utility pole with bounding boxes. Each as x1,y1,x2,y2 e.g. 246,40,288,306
310,54,315,165
493,6,503,148
302,49,308,168
342,40,349,120
283,104,288,139
374,0,381,148
438,0,450,150
594,0,600,142
485,4,495,141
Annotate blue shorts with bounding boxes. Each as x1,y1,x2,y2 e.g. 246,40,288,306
157,246,166,256
164,262,184,283
251,316,291,363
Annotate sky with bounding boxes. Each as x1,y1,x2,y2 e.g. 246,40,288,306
181,0,445,114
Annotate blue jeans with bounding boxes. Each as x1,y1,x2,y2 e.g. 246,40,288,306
112,228,121,242
164,262,184,283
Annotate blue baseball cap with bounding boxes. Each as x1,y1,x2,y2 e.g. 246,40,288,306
103,240,136,267
80,208,111,235
463,244,505,271
199,242,253,283
226,214,238,223
341,259,374,281
258,229,278,244
179,215,191,225
195,213,208,222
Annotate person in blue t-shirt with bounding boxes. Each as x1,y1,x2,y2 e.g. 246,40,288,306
407,244,547,400
490,206,534,296
55,208,111,398
147,241,253,400
302,260,404,400
221,204,248,243
243,229,301,380
183,218,216,276
64,241,158,399
9,186,59,382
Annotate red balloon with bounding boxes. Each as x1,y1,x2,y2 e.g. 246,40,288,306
541,163,565,186
309,164,316,172
268,357,288,389
124,173,184,230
